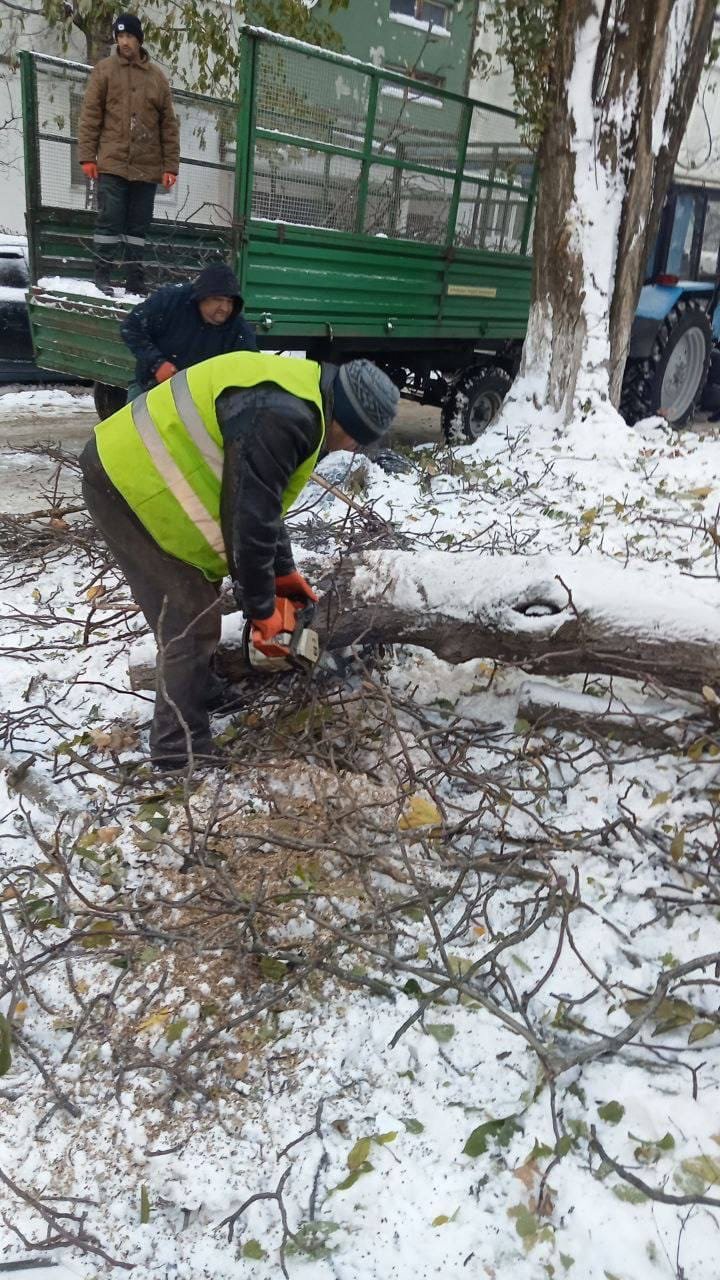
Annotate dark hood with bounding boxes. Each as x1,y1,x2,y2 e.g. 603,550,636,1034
191,264,243,316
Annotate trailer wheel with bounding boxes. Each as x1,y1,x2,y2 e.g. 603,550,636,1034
93,381,127,420
620,298,712,427
441,365,512,443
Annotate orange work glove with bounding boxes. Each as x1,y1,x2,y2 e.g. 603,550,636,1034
250,602,290,658
275,570,318,604
162,172,177,190
154,361,177,383
81,162,98,181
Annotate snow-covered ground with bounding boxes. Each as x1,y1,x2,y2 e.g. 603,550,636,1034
1,399,720,1279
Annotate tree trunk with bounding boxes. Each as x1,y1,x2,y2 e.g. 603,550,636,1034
517,0,716,422
129,551,720,695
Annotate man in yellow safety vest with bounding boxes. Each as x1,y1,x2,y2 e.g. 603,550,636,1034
79,351,400,770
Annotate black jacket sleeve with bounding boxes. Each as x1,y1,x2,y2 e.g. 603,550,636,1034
120,288,174,385
217,387,321,619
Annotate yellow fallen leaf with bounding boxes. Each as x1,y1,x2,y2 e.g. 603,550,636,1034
136,1008,172,1034
398,795,442,830
702,686,720,706
86,584,106,601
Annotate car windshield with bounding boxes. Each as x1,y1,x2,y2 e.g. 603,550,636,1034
0,251,29,288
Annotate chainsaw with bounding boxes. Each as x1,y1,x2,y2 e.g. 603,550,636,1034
243,597,320,673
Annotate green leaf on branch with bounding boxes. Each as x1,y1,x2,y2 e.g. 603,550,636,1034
403,1117,424,1134
287,1220,341,1258
689,1021,717,1044
80,919,116,948
597,1101,625,1125
328,1162,374,1194
426,1023,455,1043
347,1136,372,1169
242,1239,267,1260
679,1155,720,1189
165,1018,189,1044
612,1183,647,1203
464,1113,521,1157
259,955,288,981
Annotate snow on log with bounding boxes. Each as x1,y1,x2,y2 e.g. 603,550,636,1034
311,551,720,693
129,552,720,694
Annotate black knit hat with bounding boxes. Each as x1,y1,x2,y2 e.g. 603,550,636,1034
113,13,144,43
332,360,400,446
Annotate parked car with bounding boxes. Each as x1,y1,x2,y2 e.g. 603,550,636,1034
0,234,80,383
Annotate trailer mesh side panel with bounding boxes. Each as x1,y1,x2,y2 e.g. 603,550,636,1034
252,42,535,251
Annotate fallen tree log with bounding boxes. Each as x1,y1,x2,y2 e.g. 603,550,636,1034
517,681,705,748
129,551,720,695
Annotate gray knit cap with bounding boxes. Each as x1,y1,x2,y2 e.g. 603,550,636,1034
333,360,400,446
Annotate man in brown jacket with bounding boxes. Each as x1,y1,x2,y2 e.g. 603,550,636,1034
78,12,180,295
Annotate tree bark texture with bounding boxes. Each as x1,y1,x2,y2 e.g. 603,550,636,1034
129,551,720,695
522,0,716,420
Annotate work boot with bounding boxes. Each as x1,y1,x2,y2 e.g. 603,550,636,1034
125,263,146,296
94,261,114,296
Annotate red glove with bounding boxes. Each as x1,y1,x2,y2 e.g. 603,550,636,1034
162,172,177,190
154,361,177,383
275,570,318,604
81,162,98,181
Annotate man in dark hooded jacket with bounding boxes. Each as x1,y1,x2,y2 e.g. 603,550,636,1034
120,263,257,399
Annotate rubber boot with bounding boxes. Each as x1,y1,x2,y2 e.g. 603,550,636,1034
94,260,114,296
125,263,146,296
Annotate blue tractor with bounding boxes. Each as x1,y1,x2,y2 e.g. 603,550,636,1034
621,182,720,426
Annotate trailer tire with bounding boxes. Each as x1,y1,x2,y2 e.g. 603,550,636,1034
441,365,512,443
93,381,127,420
620,299,712,428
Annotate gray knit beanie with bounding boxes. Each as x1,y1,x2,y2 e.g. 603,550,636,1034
332,360,400,445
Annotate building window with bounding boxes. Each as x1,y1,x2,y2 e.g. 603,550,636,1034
389,0,451,33
382,62,445,108
384,63,445,89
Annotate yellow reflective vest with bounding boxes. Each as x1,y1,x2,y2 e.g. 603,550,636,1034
95,351,326,580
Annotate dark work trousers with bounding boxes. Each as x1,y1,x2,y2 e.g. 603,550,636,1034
95,174,156,285
80,436,222,767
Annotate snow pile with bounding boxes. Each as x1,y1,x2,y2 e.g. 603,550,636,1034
0,388,94,414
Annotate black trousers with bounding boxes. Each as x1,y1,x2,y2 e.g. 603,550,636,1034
80,437,222,767
94,174,156,276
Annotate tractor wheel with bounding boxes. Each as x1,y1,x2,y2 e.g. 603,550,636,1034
620,298,712,428
441,364,512,443
93,381,127,420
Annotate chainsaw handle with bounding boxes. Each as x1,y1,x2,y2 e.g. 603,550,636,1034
289,601,316,656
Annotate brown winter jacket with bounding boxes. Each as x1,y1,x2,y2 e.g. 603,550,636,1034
78,48,180,184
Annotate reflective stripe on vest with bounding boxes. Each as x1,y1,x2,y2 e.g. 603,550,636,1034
131,391,226,555
95,352,326,580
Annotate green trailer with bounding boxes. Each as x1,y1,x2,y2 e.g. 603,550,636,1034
20,26,536,437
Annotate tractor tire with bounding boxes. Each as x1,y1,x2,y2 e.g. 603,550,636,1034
441,364,512,443
620,298,712,428
93,381,127,420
